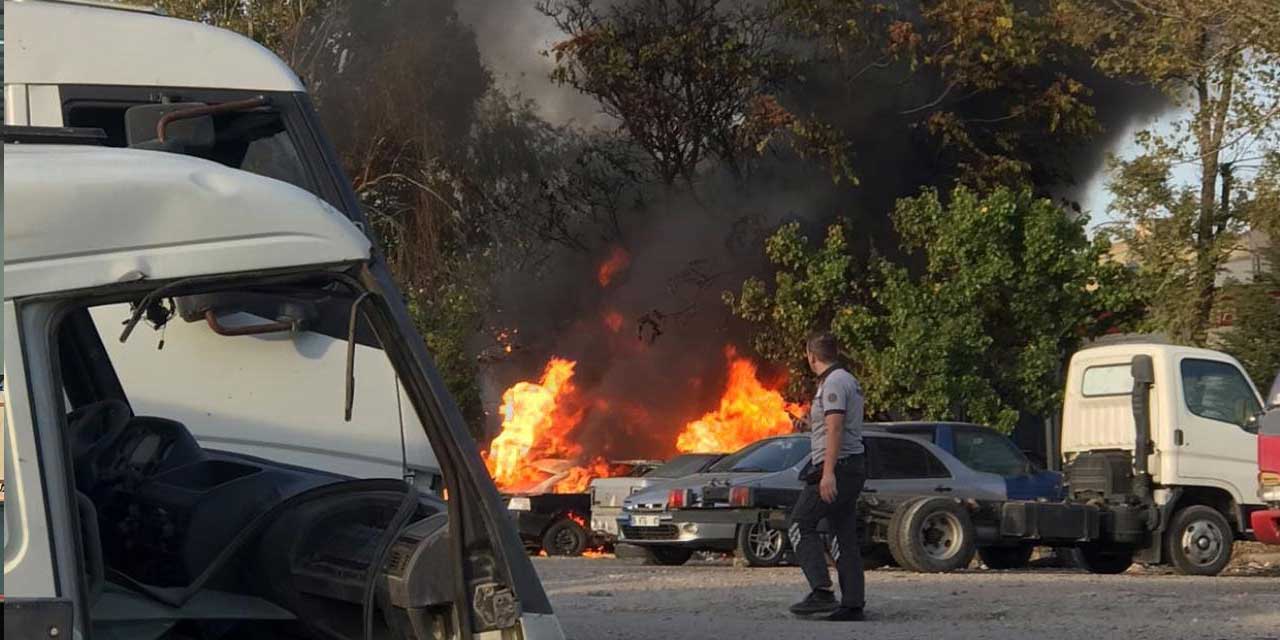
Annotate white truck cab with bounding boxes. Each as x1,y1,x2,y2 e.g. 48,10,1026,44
3,0,443,490
1059,342,1265,574
3,142,563,638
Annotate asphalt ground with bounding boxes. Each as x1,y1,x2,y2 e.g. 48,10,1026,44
532,545,1280,640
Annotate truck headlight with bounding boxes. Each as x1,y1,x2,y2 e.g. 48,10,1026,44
506,497,532,511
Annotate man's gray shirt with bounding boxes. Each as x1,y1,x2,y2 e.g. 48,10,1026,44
808,367,865,463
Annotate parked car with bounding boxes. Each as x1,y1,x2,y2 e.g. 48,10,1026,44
620,423,1063,568
590,453,726,541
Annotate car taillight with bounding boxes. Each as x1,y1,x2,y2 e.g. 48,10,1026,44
668,489,691,509
729,486,753,507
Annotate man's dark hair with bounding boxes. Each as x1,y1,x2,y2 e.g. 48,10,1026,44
806,331,840,364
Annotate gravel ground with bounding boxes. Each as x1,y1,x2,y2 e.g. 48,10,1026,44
533,546,1280,640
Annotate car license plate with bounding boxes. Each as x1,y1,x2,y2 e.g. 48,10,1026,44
631,514,661,527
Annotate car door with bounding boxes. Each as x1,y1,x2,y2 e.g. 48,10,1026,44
1176,357,1263,505
864,436,954,500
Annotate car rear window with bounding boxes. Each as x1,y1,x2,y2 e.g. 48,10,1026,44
651,454,719,478
711,439,810,473
950,429,1029,477
867,437,949,479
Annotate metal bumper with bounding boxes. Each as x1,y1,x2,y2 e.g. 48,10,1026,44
1251,508,1280,546
615,511,738,546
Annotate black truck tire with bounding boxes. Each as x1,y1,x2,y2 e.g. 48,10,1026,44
1165,505,1233,576
978,544,1034,570
542,518,588,556
889,497,977,573
737,521,788,567
1072,543,1134,574
643,546,694,566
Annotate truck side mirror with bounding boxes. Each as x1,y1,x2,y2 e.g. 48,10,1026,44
1131,355,1155,385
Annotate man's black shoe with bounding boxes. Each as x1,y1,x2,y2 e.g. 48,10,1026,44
789,590,837,615
823,607,865,622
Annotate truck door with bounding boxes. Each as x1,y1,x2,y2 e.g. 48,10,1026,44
1176,357,1264,505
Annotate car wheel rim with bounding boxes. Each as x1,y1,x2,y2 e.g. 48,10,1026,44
748,523,783,560
919,512,962,561
1180,519,1225,567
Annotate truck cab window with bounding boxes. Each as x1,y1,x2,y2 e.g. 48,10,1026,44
64,100,316,196
1180,359,1262,429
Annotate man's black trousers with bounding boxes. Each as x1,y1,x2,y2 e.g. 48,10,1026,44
790,454,866,609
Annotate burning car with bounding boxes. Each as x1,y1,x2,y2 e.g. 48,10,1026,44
504,459,663,556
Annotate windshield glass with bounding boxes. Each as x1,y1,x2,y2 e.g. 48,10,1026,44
709,438,810,473
951,429,1030,476
651,454,721,478
62,92,322,205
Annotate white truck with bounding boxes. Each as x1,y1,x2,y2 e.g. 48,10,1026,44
3,1,565,637
2,137,564,639
3,0,442,491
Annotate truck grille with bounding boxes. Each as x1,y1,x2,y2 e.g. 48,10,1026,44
621,525,679,540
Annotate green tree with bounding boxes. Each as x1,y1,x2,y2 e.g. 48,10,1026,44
730,186,1143,432
1058,0,1280,345
1218,158,1280,388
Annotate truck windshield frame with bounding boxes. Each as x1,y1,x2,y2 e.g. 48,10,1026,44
58,85,367,230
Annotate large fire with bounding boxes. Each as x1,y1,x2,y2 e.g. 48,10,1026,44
675,349,803,454
486,347,802,494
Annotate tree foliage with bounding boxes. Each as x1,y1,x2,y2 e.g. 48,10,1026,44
730,186,1143,432
780,0,1102,189
1059,0,1280,345
539,0,852,184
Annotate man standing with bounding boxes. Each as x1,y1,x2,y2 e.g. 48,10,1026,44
788,331,867,621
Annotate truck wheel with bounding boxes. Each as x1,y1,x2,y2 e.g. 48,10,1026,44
644,546,694,566
1165,505,1233,576
890,497,976,573
1072,544,1133,574
886,496,926,571
542,519,588,556
737,522,787,567
978,544,1034,570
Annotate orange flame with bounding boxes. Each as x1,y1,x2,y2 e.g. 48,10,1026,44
597,247,631,287
675,348,801,454
603,310,624,333
484,359,617,494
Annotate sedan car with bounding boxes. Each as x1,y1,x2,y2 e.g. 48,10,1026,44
619,423,1062,568
589,453,725,541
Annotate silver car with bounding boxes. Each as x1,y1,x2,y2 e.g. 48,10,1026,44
618,429,1008,566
